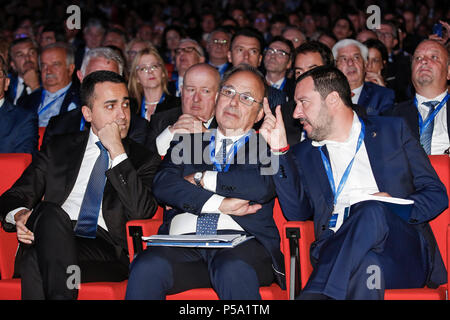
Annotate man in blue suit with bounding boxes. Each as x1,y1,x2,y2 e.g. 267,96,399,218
126,64,285,300
18,42,80,127
333,39,395,115
0,55,38,154
260,66,447,299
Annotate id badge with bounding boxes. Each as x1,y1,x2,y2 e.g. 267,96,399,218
328,206,350,232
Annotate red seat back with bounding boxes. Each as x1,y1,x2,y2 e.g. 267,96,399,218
0,153,32,196
428,155,450,271
38,127,46,150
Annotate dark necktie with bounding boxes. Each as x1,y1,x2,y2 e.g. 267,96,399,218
195,138,231,235
420,100,439,155
74,141,109,238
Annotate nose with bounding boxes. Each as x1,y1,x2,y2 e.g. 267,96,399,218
292,101,303,119
193,90,201,102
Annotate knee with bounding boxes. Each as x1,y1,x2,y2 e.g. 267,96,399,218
350,200,389,227
210,257,256,284
129,249,172,281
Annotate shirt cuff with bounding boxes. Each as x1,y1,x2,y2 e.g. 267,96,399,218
201,194,225,214
202,170,217,192
156,126,175,156
5,207,29,225
111,153,128,167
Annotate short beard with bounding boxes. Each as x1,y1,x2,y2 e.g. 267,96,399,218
306,102,333,142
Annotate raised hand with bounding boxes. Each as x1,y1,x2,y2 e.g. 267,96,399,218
259,97,288,150
169,114,208,134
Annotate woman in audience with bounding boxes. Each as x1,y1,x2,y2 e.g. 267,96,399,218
364,38,389,87
128,47,180,121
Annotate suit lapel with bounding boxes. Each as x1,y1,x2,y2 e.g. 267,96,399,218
361,118,386,191
63,131,90,199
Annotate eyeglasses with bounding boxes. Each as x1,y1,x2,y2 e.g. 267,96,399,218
212,39,228,46
265,47,290,58
220,86,262,107
136,64,161,73
174,46,201,56
375,31,394,39
182,86,215,97
336,54,363,65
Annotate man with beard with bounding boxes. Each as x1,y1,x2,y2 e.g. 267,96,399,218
260,65,447,299
384,40,450,155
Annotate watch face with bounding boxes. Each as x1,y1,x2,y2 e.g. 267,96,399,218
195,172,202,179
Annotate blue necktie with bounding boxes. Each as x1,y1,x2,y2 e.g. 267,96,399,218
74,141,109,238
420,101,439,155
196,139,231,235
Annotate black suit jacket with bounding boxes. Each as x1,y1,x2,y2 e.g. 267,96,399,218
153,131,285,288
384,99,450,143
0,130,161,253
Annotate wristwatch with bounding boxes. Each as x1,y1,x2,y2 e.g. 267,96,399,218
194,172,203,187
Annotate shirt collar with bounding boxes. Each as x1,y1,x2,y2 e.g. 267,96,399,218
0,97,5,109
216,127,247,144
45,82,72,98
312,111,360,147
415,90,448,108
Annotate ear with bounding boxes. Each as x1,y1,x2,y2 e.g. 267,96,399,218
199,56,206,63
254,106,265,123
227,51,232,64
257,54,262,67
3,77,10,92
81,105,92,123
76,70,83,83
68,63,75,77
325,91,340,108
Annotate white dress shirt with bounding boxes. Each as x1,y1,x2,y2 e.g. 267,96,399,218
38,82,77,127
6,129,127,232
312,112,379,231
351,84,364,105
415,90,449,155
168,128,245,235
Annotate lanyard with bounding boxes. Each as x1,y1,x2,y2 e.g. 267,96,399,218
140,93,165,119
414,93,449,135
209,130,252,172
319,118,365,205
38,88,69,116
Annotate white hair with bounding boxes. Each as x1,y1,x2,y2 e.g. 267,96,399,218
332,39,368,62
80,47,124,76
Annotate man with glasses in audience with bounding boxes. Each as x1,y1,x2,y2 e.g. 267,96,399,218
126,64,285,300
168,38,205,97
333,39,395,115
148,63,220,156
206,28,232,78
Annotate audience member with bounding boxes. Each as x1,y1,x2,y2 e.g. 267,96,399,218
0,70,161,300
206,28,232,78
332,39,395,115
19,42,79,127
260,65,447,299
0,54,38,154
385,39,450,155
126,64,285,300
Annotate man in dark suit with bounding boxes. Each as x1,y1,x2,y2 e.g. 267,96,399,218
332,39,395,115
42,47,148,148
384,39,450,155
0,55,38,154
7,38,41,106
148,63,219,156
0,71,160,300
260,66,447,299
126,64,285,300
18,42,80,127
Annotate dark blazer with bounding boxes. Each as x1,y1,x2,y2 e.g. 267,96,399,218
358,81,395,115
18,82,81,118
146,107,218,154
274,115,448,288
6,74,40,106
0,99,38,154
152,131,285,288
0,130,161,253
384,99,450,143
43,107,151,149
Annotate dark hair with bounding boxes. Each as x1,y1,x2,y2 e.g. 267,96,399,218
295,41,334,66
230,27,265,52
363,38,388,64
296,65,352,108
267,36,295,61
8,37,38,61
80,70,126,108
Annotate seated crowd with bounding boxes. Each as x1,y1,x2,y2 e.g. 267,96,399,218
0,0,449,300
